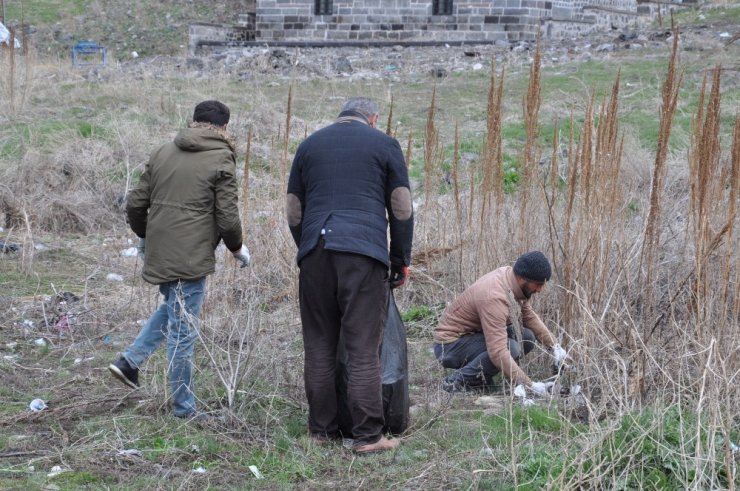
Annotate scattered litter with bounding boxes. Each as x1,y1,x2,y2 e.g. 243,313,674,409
136,319,146,326
47,465,70,478
29,399,48,412
3,355,19,361
6,342,18,350
192,466,208,474
131,51,139,58
53,315,73,336
472,63,483,71
248,465,263,479
118,449,143,457
73,357,95,365
719,32,730,38
0,239,20,253
0,21,21,48
384,64,397,71
34,243,50,251
34,338,47,347
23,319,35,328
102,335,113,344
106,273,124,282
57,291,80,304
121,247,138,257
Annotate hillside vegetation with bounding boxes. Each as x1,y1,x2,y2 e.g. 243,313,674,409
2,0,253,58
0,2,739,490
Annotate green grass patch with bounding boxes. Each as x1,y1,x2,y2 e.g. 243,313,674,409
0,247,97,297
3,0,89,24
670,5,740,26
50,470,114,487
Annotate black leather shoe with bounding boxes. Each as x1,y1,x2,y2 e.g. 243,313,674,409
108,357,139,389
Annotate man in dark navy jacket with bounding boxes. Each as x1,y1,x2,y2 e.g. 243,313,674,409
287,97,413,454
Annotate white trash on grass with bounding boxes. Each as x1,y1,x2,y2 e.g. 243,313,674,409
29,399,47,411
121,247,138,257
47,465,70,478
106,273,124,282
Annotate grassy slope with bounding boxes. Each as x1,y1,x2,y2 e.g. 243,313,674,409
1,4,739,490
2,0,253,58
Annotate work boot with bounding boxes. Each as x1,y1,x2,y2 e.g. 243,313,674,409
108,357,139,389
441,374,485,394
353,436,400,455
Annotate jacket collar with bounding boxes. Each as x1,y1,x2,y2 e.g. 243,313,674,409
505,266,526,300
335,109,370,125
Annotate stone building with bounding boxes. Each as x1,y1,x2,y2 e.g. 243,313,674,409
189,0,690,53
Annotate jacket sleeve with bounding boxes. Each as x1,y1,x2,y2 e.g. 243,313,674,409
125,160,152,239
385,138,414,267
521,300,556,348
286,148,305,248
214,153,243,253
480,294,533,386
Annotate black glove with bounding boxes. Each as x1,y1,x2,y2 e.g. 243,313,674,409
390,264,409,289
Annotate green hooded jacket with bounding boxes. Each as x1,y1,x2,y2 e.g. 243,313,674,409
126,125,243,284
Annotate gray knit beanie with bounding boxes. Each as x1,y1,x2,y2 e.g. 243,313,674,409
513,251,552,282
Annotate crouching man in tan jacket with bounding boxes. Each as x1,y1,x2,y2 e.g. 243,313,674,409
433,251,569,396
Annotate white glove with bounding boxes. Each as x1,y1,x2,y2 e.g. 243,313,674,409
513,385,527,398
137,238,145,258
232,244,251,268
551,343,568,364
529,381,555,396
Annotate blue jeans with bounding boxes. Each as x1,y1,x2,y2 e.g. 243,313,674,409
123,278,206,417
433,326,536,385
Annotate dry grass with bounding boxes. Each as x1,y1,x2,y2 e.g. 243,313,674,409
1,24,739,488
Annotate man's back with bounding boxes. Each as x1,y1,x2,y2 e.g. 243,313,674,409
126,125,242,284
288,118,408,267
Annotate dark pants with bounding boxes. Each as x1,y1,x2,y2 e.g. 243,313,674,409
299,239,388,445
433,326,536,385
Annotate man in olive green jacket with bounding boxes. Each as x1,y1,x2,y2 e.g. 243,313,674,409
109,100,250,419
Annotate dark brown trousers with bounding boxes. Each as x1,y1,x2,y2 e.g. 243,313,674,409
299,239,388,444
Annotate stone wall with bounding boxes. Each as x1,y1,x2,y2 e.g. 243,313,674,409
188,21,255,54
188,0,695,52
253,0,655,42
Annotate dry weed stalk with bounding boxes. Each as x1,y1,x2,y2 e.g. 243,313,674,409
517,33,542,250
385,94,395,136
474,62,505,273
421,86,442,266
280,84,293,189
687,67,723,333
640,25,682,333
241,127,253,235
728,116,740,321
452,121,464,286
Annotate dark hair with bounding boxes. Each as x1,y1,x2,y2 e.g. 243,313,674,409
193,100,230,127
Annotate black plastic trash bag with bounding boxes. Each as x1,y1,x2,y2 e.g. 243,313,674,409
336,289,410,436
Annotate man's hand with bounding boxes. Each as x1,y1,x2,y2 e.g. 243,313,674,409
550,343,571,373
232,244,251,268
390,264,409,289
137,238,145,258
529,381,555,396
514,381,555,398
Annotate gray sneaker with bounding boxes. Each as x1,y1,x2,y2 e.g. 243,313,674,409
108,357,139,389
